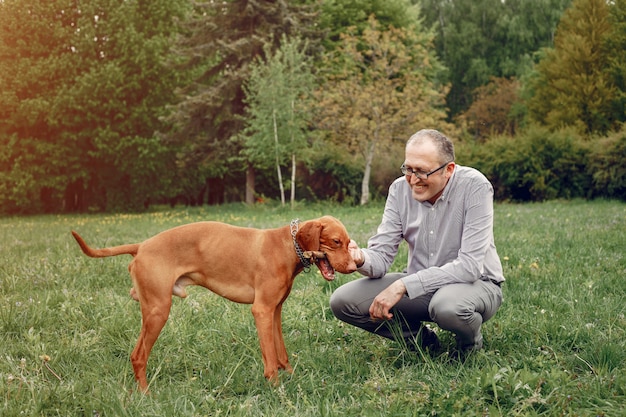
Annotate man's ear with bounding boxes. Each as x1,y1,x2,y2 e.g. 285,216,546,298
446,162,456,176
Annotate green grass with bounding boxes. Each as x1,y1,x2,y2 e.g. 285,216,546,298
1,200,624,416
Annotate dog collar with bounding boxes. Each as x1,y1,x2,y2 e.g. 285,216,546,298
290,219,312,271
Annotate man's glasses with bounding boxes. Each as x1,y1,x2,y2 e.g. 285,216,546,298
401,162,451,180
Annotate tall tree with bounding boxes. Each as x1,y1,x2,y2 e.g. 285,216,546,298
319,0,419,50
526,0,618,135
56,0,186,211
0,1,79,213
458,77,522,140
605,0,626,125
314,15,452,205
419,0,572,118
241,36,315,207
166,0,320,204
0,0,186,213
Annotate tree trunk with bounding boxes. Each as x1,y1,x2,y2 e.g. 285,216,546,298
360,141,376,205
245,163,255,204
273,110,285,205
290,101,296,209
290,153,296,209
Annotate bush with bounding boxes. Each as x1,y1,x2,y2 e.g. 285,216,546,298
464,127,593,201
587,127,626,200
299,154,361,204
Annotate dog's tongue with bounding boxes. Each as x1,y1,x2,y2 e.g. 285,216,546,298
316,258,336,281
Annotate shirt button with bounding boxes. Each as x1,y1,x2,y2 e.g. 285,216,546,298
429,230,434,235
430,253,434,257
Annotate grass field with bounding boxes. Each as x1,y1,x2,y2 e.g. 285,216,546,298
1,200,625,416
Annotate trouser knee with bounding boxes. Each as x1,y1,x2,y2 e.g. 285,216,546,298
329,286,363,324
429,303,462,331
329,291,345,320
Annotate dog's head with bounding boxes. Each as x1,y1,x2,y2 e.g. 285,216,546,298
297,216,357,280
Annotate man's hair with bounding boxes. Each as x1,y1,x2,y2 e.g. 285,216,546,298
406,129,455,163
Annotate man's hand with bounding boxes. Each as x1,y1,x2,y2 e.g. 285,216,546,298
369,280,407,321
348,239,364,267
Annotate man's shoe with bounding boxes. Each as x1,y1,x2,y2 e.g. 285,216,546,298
449,339,483,362
406,326,441,352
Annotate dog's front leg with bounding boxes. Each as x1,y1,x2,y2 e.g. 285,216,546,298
272,303,292,372
251,301,280,383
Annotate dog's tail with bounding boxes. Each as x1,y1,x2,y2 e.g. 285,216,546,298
71,231,139,258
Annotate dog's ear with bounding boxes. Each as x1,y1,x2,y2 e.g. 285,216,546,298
297,220,322,251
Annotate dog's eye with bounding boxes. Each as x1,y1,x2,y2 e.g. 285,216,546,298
333,239,341,246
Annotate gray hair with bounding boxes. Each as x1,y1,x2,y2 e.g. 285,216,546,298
406,129,455,163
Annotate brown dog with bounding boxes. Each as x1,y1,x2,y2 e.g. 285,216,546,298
71,215,356,392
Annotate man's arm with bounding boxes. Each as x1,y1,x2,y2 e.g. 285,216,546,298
355,179,406,278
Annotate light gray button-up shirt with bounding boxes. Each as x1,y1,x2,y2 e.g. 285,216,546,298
358,165,505,300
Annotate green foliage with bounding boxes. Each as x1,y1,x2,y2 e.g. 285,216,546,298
299,153,363,204
0,0,187,214
525,0,620,135
1,201,625,415
587,127,626,200
166,0,321,199
605,0,626,123
244,36,315,165
240,36,315,205
465,127,593,201
314,15,451,205
51,0,185,212
419,0,572,117
2,0,624,212
458,77,522,140
319,0,420,50
0,0,82,213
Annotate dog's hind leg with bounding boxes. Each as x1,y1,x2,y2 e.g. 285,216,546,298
130,298,171,393
128,261,173,393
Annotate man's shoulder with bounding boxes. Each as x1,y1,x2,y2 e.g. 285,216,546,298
454,165,491,185
390,176,406,187
389,176,411,194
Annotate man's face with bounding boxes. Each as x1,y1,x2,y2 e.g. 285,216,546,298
403,141,454,204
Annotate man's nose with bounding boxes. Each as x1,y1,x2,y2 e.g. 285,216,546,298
408,173,422,184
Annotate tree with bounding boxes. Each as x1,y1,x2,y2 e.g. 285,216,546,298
165,0,320,205
458,77,522,140
319,0,420,50
0,1,81,213
0,0,186,213
57,0,186,211
418,0,572,118
526,0,618,135
314,15,452,205
605,0,626,126
241,36,315,207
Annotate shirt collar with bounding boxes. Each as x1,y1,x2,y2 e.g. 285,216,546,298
421,164,456,207
439,164,457,202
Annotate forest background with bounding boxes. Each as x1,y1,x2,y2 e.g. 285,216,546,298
1,0,625,214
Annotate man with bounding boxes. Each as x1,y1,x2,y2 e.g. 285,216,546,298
330,129,504,357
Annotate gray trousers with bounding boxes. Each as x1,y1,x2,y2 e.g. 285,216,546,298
329,273,503,349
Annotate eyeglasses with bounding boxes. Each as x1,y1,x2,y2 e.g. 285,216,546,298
401,162,451,180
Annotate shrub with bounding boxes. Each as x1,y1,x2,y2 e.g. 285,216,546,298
299,154,362,204
465,127,593,201
587,127,626,200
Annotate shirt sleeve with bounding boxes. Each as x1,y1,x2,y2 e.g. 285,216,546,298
357,180,405,278
401,180,496,299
